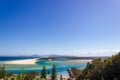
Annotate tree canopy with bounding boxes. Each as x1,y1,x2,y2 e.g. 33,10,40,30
76,52,120,80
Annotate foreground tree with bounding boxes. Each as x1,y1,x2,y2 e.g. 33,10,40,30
16,73,21,80
112,52,120,79
48,70,50,74
51,65,57,80
21,68,25,80
77,52,120,80
41,66,46,79
0,65,6,79
11,77,14,80
60,74,62,80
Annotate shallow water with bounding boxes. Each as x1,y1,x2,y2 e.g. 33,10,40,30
0,57,87,77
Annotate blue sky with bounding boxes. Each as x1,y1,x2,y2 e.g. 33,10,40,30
0,0,120,56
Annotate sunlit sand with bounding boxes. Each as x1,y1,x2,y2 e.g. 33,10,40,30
0,59,37,65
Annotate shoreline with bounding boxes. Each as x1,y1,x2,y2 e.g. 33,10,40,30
0,58,92,79
0,58,38,65
0,58,91,65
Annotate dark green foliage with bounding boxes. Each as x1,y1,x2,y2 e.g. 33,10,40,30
71,67,81,79
11,77,14,80
112,53,120,79
76,73,85,80
41,66,46,78
48,70,50,74
16,73,21,80
0,65,6,79
21,68,25,80
5,78,8,80
51,65,57,80
60,74,62,80
36,78,39,80
77,52,120,80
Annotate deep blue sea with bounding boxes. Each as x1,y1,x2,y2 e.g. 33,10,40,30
0,57,87,77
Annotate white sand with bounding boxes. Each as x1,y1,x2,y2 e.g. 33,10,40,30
0,59,37,65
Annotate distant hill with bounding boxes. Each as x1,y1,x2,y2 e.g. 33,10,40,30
0,54,109,60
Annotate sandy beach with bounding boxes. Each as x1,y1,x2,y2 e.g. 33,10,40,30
0,58,91,65
0,59,37,65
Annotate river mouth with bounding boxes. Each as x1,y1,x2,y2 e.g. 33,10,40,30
0,57,91,77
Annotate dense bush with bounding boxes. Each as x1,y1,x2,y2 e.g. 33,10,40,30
51,65,57,80
0,65,6,79
41,66,46,79
0,64,57,80
76,52,120,80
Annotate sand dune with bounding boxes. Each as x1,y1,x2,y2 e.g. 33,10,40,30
0,59,37,65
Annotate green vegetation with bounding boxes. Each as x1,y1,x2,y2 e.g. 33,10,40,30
0,65,58,80
41,66,46,79
2,52,120,80
70,52,120,80
47,70,50,75
51,65,57,80
0,65,6,79
71,67,82,79
16,74,20,80
60,74,62,80
11,77,14,80
21,68,25,80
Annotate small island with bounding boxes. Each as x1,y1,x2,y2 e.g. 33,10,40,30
37,57,55,61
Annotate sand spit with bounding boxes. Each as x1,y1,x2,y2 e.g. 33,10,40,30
0,59,37,65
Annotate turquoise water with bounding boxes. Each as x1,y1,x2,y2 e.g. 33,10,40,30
0,57,87,77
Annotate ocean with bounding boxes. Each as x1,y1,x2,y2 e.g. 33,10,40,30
0,56,87,77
